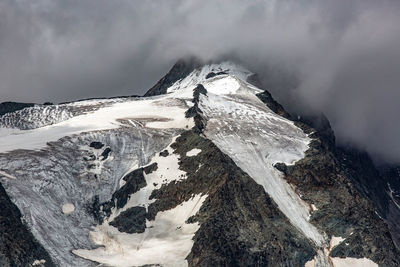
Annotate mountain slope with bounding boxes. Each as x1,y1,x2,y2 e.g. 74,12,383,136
0,59,399,266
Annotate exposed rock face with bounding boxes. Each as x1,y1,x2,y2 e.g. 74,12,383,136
144,57,203,97
257,91,400,266
107,163,158,212
109,206,147,233
378,165,400,249
0,184,54,267
0,101,34,116
256,90,291,119
171,131,316,266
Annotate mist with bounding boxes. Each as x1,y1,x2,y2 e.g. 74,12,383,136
1,0,400,163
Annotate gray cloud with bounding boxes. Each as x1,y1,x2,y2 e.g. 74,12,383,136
1,0,400,163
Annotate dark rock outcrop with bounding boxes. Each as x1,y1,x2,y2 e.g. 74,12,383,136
101,147,112,160
159,150,169,157
110,206,147,234
205,71,227,79
0,102,34,117
185,84,207,134
256,91,291,119
89,141,104,149
99,163,158,223
0,183,55,267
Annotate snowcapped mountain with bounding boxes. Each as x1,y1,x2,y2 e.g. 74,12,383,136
0,58,399,267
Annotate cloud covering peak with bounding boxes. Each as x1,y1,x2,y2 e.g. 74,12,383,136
1,0,400,162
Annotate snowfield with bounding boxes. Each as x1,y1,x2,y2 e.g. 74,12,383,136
0,97,193,153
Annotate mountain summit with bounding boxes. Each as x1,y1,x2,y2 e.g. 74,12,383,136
0,59,399,267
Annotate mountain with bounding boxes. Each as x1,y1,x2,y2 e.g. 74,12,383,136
0,58,399,267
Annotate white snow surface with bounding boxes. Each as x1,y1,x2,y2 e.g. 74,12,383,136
32,259,46,266
330,257,378,267
305,236,378,267
0,98,126,130
62,203,75,214
186,148,202,157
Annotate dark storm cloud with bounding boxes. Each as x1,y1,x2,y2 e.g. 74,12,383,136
1,0,400,163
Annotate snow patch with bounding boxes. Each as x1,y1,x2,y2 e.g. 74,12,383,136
311,204,318,212
330,236,345,249
186,148,201,157
330,257,378,267
204,76,240,95
32,259,46,266
61,203,75,214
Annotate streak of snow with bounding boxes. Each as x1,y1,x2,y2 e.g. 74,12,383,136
0,170,16,179
186,148,201,157
388,182,400,210
330,236,345,249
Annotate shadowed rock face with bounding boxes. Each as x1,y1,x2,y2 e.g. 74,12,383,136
281,137,399,266
378,165,400,248
0,184,55,267
0,101,34,116
256,89,400,266
170,131,316,266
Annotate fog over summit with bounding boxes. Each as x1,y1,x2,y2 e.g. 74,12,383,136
1,0,400,162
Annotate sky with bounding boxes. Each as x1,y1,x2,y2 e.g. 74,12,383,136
1,0,400,163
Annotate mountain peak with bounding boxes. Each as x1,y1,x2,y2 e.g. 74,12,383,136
144,57,255,97
0,57,399,267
